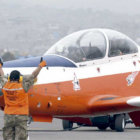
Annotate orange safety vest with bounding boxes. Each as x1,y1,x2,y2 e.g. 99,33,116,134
2,82,29,115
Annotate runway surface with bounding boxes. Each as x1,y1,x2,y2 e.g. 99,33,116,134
0,111,140,140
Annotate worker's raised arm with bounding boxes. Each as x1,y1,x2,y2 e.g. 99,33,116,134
22,58,47,93
32,58,47,78
0,58,4,76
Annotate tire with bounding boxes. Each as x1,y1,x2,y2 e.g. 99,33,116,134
62,120,73,131
97,125,108,130
115,114,125,132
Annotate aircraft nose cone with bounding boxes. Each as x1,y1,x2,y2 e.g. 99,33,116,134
127,97,140,107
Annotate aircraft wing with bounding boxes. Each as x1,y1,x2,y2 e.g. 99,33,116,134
88,95,140,116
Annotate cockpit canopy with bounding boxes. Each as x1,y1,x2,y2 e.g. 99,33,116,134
45,29,138,63
106,30,138,57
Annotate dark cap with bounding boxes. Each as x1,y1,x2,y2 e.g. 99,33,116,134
10,70,20,81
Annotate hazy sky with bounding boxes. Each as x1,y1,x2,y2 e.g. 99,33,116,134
1,0,140,14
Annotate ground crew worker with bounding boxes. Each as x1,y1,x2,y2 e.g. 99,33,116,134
0,57,47,140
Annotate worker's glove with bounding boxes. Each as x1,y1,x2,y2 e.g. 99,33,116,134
0,57,3,67
39,61,47,68
39,57,47,67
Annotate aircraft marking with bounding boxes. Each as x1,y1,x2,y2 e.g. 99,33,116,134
126,71,139,86
72,73,80,91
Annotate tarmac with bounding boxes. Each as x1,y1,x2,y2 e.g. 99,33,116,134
0,111,140,140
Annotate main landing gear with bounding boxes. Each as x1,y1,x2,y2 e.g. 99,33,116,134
62,114,129,132
114,114,125,132
96,114,126,132
108,114,125,132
